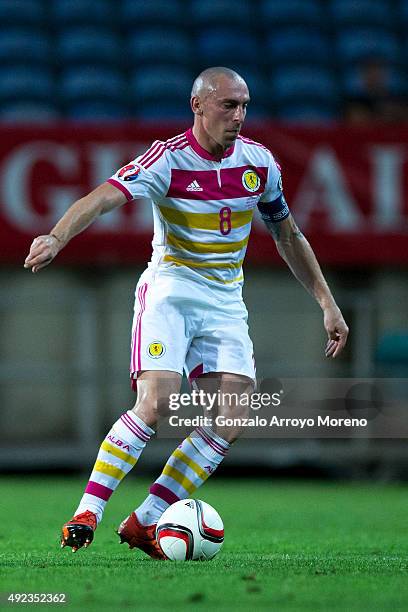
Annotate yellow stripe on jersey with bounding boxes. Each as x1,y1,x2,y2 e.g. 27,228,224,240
204,274,244,284
159,205,253,230
162,464,196,494
167,232,249,254
101,441,137,466
94,460,126,481
163,254,244,269
172,448,210,482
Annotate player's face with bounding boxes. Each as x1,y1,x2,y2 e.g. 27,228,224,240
201,77,250,149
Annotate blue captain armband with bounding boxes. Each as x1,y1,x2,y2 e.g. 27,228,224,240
257,195,290,223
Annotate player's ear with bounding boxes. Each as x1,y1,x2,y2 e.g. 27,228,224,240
191,96,203,115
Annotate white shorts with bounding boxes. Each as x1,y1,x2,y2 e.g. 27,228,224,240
130,269,255,386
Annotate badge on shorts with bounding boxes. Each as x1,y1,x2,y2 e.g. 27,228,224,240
242,169,260,192
147,341,166,359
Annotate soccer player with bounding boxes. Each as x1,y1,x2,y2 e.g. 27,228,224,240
24,67,348,558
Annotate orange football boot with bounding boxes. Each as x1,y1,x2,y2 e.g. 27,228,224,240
117,512,166,560
61,510,97,552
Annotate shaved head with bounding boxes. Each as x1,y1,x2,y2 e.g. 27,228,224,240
190,66,250,158
191,67,247,98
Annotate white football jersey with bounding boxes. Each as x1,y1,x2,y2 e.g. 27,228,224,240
108,128,288,289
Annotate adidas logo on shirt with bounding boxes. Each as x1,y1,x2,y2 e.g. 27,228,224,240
186,180,203,192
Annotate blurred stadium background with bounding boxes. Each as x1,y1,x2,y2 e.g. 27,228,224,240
1,0,408,479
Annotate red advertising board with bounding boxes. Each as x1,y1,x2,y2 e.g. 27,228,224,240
1,123,407,266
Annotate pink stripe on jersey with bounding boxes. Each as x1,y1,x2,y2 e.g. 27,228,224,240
144,139,188,170
186,128,235,160
121,413,150,442
166,134,189,148
138,139,162,166
149,483,180,505
138,134,188,169
238,135,270,152
238,135,281,170
107,178,133,201
85,481,113,501
167,132,188,142
167,166,268,200
139,141,164,167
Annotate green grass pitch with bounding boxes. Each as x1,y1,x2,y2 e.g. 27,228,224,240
1,476,408,611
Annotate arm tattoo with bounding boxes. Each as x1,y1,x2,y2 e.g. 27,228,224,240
264,219,304,243
264,219,281,241
291,226,305,240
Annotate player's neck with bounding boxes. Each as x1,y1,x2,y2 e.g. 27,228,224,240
192,123,226,161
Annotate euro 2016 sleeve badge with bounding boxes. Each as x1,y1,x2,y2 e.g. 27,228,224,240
118,163,141,181
242,169,260,192
147,341,166,359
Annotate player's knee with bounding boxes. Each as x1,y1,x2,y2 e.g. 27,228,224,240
216,388,253,442
218,384,253,419
220,400,250,421
132,392,171,426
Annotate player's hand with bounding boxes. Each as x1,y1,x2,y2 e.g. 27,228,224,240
24,235,61,273
323,305,349,358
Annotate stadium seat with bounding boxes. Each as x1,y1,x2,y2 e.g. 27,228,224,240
51,0,114,26
260,0,324,27
0,67,53,102
376,332,408,363
266,29,331,64
130,67,193,104
276,103,338,122
225,67,268,101
0,30,51,65
190,0,252,25
243,106,271,123
59,67,126,103
120,0,184,27
0,0,45,26
342,65,407,96
0,102,59,123
330,0,392,28
399,0,408,22
131,97,270,126
196,29,259,66
400,39,408,71
271,67,338,105
66,101,128,120
376,332,408,377
57,28,121,67
128,29,192,66
336,29,399,64
135,103,192,122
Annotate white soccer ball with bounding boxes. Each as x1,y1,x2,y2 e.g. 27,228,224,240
156,499,224,561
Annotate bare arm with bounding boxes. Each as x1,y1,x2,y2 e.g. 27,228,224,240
265,213,349,358
24,182,126,273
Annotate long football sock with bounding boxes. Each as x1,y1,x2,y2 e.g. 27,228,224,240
135,426,230,526
74,411,154,523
